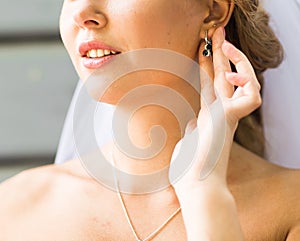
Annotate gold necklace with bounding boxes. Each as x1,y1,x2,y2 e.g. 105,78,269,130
112,153,181,241
115,182,181,241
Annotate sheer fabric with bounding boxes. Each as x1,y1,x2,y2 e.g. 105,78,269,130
262,0,300,167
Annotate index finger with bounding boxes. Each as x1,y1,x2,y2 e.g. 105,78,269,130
222,40,260,89
212,27,234,98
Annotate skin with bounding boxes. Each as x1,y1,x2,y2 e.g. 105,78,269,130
1,0,300,240
60,0,207,81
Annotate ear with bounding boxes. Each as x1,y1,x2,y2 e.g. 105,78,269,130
201,0,234,37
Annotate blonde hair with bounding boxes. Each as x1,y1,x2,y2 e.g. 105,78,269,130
225,0,283,156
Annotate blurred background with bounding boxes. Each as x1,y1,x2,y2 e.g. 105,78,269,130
0,0,78,181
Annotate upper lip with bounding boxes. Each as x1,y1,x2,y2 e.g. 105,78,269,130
79,40,121,57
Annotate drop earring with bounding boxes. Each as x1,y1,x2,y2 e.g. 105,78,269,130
202,30,212,57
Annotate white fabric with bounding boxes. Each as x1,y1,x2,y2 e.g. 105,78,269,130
55,81,114,164
262,0,300,168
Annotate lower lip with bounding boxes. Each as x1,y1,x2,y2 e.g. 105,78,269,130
82,55,116,69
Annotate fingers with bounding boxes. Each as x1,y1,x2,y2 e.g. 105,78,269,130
212,28,234,98
198,27,261,123
222,40,259,88
222,40,262,119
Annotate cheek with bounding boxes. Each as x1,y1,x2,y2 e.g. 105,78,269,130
59,9,82,74
110,1,202,57
60,28,73,53
59,4,69,45
59,4,77,56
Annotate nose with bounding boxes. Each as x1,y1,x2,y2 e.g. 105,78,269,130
73,4,107,30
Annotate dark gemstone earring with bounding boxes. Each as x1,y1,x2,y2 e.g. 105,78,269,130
203,30,212,57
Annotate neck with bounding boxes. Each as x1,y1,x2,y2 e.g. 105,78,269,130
102,74,200,193
106,103,195,194
111,104,183,171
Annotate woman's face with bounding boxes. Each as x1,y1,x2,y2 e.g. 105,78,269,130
60,0,209,81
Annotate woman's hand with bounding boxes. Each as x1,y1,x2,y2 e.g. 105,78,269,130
171,27,261,241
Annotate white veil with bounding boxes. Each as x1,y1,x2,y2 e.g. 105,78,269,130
55,81,114,164
262,0,300,168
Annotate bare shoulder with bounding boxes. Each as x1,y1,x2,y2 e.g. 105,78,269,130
230,142,300,205
0,164,57,208
254,165,300,241
278,167,300,240
0,160,92,222
229,143,300,240
0,160,112,240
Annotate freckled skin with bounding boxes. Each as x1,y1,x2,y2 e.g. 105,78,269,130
1,143,300,241
59,0,207,82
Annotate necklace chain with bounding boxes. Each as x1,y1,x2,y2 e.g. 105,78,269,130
111,153,181,241
116,186,181,241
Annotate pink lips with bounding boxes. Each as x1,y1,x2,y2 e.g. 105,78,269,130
81,55,116,69
79,41,121,69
